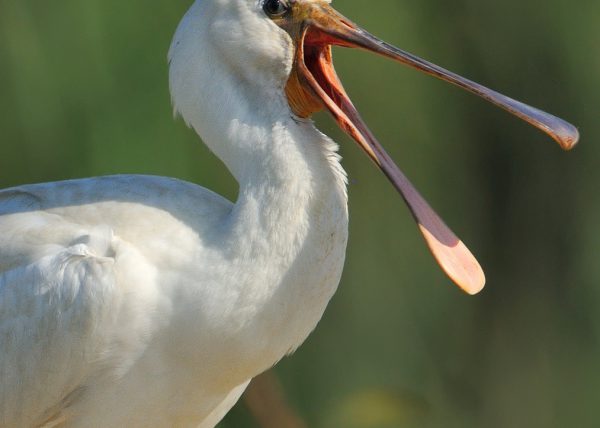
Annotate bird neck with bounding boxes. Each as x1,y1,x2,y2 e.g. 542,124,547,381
226,116,349,262
169,24,349,259
211,116,349,381
169,28,349,380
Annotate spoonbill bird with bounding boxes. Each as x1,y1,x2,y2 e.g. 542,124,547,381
0,0,578,426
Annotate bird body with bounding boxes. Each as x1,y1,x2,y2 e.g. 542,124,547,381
1,2,353,424
0,0,578,426
1,166,346,426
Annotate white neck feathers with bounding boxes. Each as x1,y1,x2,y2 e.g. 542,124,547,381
168,1,350,381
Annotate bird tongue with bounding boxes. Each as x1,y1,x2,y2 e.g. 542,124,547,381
290,2,579,294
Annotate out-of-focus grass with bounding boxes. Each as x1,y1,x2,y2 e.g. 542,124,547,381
1,1,598,427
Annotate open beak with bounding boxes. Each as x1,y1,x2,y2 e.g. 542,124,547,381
277,1,579,295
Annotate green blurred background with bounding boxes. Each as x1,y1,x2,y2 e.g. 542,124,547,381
0,0,598,427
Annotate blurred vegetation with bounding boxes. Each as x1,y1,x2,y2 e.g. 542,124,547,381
1,0,598,427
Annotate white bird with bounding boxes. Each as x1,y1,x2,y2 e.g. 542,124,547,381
0,0,578,427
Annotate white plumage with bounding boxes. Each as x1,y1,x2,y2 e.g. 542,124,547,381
1,170,346,427
1,1,348,425
0,0,578,426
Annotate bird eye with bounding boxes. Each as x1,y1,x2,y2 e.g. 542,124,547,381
263,0,288,18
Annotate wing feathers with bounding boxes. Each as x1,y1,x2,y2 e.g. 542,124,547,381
0,225,117,426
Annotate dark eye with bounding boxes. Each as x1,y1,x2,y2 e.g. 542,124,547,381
263,0,288,17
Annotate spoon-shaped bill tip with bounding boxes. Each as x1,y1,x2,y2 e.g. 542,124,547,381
551,119,580,151
418,224,486,295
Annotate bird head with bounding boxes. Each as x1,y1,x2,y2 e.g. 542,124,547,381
169,0,579,294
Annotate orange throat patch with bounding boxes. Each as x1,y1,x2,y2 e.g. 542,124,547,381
285,66,323,118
